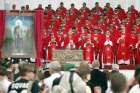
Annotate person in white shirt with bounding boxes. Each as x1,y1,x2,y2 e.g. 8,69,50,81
51,71,87,93
129,84,140,93
0,65,11,93
77,62,92,93
44,61,62,92
129,69,140,93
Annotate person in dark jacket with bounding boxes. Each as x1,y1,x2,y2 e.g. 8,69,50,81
87,60,107,93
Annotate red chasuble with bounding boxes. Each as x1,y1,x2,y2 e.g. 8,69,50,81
83,42,95,64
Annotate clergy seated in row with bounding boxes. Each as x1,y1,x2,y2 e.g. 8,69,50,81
20,5,34,13
42,2,139,23
10,2,140,19
10,4,32,13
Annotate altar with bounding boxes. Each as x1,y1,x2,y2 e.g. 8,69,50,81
52,49,83,65
52,49,136,69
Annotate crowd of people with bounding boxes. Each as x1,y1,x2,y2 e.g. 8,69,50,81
0,2,140,93
0,59,140,93
10,2,140,65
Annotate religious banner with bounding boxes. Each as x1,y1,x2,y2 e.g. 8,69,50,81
52,49,83,62
2,12,36,58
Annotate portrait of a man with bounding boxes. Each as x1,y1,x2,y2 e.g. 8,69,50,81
2,15,36,58
14,19,24,51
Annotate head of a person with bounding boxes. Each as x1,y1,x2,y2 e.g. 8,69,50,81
131,5,135,10
60,2,64,7
15,19,22,27
105,30,110,36
127,7,131,12
71,3,75,8
134,65,140,81
48,4,51,9
93,86,102,93
92,60,100,69
112,64,119,72
72,27,76,32
77,62,90,80
44,6,48,12
87,33,91,38
21,6,25,11
0,65,7,77
95,2,99,7
83,26,88,31
26,5,29,10
12,4,16,10
83,2,86,7
19,63,36,80
111,73,127,93
6,60,13,69
38,4,42,9
94,28,99,34
11,59,19,74
106,3,110,8
58,26,62,33
48,61,61,74
117,4,121,9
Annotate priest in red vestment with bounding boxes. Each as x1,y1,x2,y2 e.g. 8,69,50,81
46,4,55,19
42,32,51,60
91,27,104,61
47,37,58,62
68,3,79,19
102,31,114,65
104,3,113,18
79,2,90,18
91,2,103,16
117,25,130,64
56,2,67,18
83,39,95,64
115,4,126,20
55,26,64,49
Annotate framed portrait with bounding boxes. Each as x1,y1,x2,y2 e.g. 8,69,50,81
2,12,36,58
